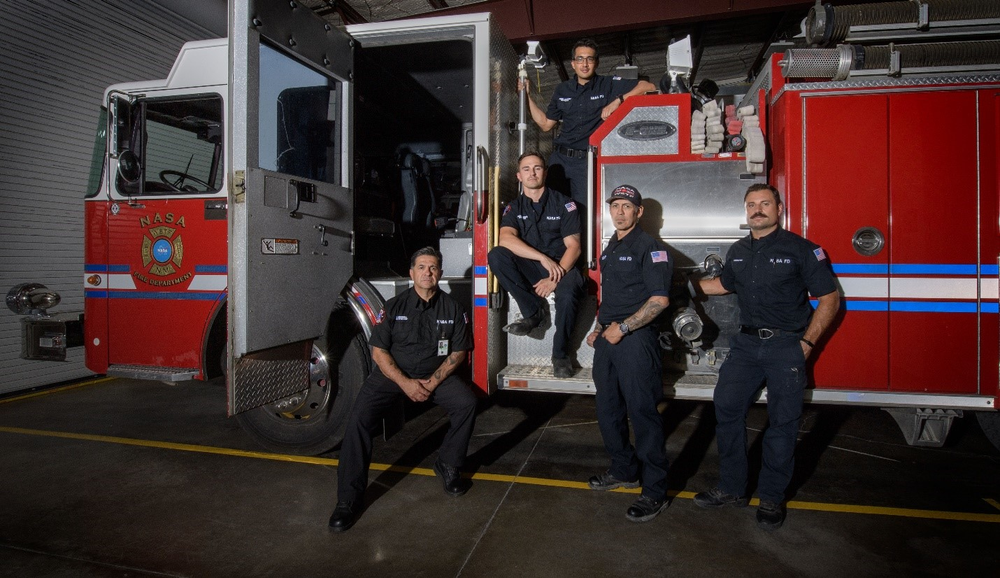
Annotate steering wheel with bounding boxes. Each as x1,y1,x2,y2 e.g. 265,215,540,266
159,170,210,192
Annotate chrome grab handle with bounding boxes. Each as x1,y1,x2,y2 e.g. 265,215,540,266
475,146,490,224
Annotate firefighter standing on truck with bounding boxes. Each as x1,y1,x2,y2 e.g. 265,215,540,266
518,39,655,209
693,183,839,531
585,184,672,523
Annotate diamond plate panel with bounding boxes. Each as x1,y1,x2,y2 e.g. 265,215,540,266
600,106,679,157
505,295,598,368
231,358,309,414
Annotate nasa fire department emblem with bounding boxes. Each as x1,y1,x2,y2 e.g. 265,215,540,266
134,213,191,286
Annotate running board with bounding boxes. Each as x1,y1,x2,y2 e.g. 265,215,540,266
107,364,198,382
499,365,596,394
498,366,996,410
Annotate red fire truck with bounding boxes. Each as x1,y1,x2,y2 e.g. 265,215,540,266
8,1,1000,454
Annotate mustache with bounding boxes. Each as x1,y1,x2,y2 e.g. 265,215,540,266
750,212,767,219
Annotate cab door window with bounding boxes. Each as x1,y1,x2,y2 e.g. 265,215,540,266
116,96,224,196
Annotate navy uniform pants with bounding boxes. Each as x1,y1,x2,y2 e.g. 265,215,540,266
487,246,583,360
337,369,477,503
714,332,807,503
592,325,669,501
548,149,589,210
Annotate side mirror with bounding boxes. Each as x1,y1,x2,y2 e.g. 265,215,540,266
117,150,141,183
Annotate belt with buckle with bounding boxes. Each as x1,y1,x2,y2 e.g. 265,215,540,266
555,144,587,159
740,325,803,339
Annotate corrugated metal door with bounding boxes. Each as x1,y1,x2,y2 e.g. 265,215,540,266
0,0,215,393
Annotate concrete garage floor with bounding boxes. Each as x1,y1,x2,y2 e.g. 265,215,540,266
0,377,998,578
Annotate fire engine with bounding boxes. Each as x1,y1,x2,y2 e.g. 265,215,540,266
7,0,1000,454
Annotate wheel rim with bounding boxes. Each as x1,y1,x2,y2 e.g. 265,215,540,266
263,345,333,421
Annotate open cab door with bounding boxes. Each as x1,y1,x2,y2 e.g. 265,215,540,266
227,0,361,454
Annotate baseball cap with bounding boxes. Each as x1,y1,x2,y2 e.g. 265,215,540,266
607,184,642,206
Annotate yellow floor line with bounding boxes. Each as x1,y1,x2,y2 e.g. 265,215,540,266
1,424,998,524
984,498,1000,512
0,377,116,405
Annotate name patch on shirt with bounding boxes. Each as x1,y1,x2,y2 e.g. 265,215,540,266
395,315,408,321
546,216,560,221
770,258,791,265
651,250,669,263
436,319,454,325
619,256,633,262
590,95,604,101
558,97,572,102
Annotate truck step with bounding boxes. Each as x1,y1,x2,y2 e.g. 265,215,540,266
499,364,595,394
107,364,198,382
499,367,722,399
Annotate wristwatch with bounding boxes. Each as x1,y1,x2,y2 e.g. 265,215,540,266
618,322,630,336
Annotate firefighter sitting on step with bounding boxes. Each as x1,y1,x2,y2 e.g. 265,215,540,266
487,151,585,378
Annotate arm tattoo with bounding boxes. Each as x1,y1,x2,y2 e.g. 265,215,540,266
624,300,666,331
433,351,465,382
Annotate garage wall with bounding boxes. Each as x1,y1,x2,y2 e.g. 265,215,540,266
0,0,218,394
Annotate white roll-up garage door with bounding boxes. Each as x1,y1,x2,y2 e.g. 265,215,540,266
0,0,217,393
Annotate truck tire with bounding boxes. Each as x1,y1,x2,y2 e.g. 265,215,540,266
236,306,370,455
976,411,1000,453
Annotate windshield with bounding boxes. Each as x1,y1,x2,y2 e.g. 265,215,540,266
116,95,224,196
84,108,108,198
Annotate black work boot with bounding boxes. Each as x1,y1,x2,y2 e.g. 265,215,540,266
503,311,543,336
588,470,640,491
433,459,471,497
553,357,574,378
626,495,668,522
693,487,749,508
756,500,787,531
328,500,361,532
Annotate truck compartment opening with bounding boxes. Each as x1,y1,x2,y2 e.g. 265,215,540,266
353,38,474,279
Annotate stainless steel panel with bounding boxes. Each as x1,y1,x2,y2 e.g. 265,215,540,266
440,235,473,278
600,160,758,240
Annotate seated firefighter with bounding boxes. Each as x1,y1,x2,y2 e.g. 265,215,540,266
487,152,585,378
329,247,477,532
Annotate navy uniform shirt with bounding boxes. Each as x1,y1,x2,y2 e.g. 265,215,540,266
720,227,837,331
500,188,580,261
370,288,472,379
598,227,673,324
547,74,640,150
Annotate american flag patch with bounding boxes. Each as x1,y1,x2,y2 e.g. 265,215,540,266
813,247,827,261
375,309,385,324
503,204,512,216
651,250,669,263
565,202,577,212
